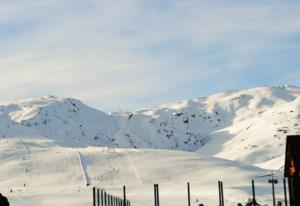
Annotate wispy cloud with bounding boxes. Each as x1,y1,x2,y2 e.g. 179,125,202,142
1,0,300,111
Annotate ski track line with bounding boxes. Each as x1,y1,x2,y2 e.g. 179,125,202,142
75,151,88,187
125,151,142,183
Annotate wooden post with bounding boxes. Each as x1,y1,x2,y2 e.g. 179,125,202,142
252,180,256,205
93,187,96,206
156,184,160,206
218,181,222,206
123,186,127,206
154,184,157,206
187,182,191,206
221,181,224,206
218,181,224,206
154,184,160,206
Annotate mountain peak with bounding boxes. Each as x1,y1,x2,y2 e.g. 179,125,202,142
0,85,299,169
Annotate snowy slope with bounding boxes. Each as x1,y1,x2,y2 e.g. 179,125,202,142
0,96,118,147
1,85,300,168
0,137,284,206
0,85,297,206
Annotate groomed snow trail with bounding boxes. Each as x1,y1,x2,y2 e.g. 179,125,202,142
75,151,89,187
125,151,142,184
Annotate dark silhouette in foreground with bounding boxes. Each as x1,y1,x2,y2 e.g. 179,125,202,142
245,198,261,206
0,193,9,206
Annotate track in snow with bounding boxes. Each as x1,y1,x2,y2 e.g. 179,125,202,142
75,151,89,187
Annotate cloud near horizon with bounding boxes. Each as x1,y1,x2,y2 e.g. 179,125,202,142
1,0,300,111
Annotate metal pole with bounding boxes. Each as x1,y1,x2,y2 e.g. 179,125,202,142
156,184,160,206
104,192,107,206
187,182,191,206
93,187,96,206
252,180,256,205
123,186,127,206
218,181,222,206
272,181,276,206
221,181,224,206
154,184,160,206
154,184,157,206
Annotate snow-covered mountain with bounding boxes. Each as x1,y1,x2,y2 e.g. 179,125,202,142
1,85,299,168
1,85,298,206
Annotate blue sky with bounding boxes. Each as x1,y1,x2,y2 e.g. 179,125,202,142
1,0,300,111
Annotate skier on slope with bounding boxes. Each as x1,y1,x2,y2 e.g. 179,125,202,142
0,193,10,206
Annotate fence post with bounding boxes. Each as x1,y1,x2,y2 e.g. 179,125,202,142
101,190,104,206
154,184,160,206
154,185,157,206
252,180,256,205
123,186,127,206
218,181,221,206
218,181,224,206
221,181,224,206
93,187,96,206
187,182,191,206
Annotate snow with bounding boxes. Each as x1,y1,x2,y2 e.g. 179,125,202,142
0,85,299,205
0,138,285,206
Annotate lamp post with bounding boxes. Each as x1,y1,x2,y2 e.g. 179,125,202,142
268,174,278,206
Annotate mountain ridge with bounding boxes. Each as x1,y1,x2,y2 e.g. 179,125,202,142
1,85,300,169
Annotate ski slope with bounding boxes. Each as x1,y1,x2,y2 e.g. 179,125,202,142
0,137,285,206
0,85,298,205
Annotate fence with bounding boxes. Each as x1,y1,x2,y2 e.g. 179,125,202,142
93,186,131,206
92,178,289,206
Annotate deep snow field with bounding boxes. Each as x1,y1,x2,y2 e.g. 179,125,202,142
1,85,299,206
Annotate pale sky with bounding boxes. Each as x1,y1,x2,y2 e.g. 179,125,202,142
1,0,300,111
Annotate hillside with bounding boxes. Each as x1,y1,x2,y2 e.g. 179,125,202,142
1,85,298,206
1,85,300,169
0,137,281,206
